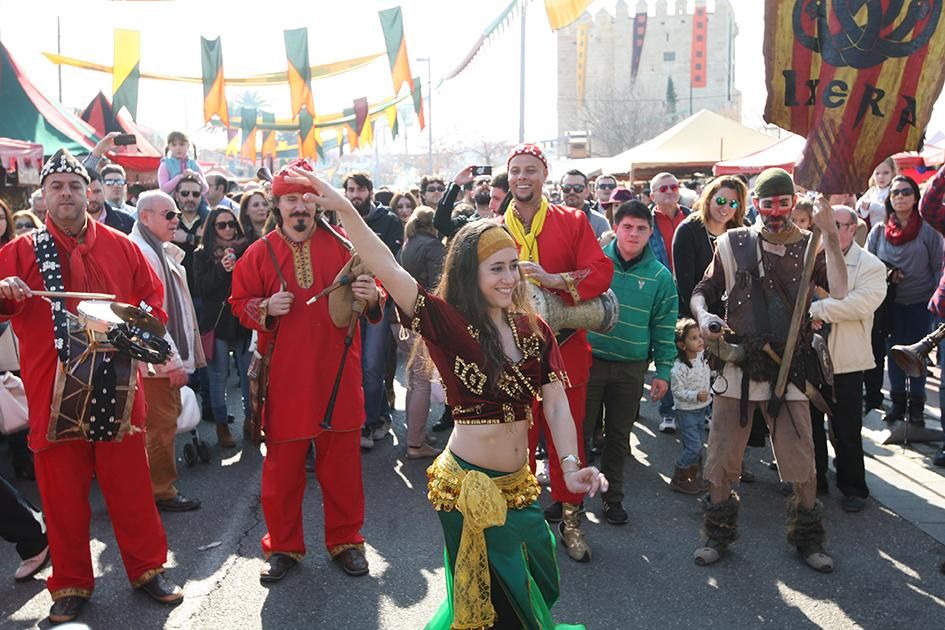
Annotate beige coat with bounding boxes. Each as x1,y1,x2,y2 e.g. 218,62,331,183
809,242,887,375
130,224,207,375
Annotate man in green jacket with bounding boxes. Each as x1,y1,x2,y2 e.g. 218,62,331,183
585,201,678,524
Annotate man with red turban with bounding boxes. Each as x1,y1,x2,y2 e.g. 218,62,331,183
230,159,381,582
500,144,614,562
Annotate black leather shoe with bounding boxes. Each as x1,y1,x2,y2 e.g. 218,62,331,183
602,501,628,525
156,494,201,512
333,547,369,576
137,573,184,604
48,595,88,624
260,553,298,583
543,501,563,522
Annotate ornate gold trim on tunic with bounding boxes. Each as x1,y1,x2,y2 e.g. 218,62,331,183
131,567,165,589
454,357,487,395
560,269,591,304
410,293,426,333
426,451,541,630
51,587,94,601
285,239,314,289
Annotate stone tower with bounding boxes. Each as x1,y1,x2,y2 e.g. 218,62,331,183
557,0,741,157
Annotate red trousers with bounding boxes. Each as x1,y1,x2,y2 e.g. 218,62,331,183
529,382,588,505
34,432,168,598
261,429,365,558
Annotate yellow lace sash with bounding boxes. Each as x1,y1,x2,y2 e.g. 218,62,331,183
427,451,541,630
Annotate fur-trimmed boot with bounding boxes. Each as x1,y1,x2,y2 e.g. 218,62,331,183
786,495,833,573
694,492,739,565
883,392,907,424
907,394,926,426
558,502,591,562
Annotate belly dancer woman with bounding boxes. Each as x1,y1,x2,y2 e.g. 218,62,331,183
282,166,606,629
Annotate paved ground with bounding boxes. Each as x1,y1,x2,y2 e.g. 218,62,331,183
2,369,944,629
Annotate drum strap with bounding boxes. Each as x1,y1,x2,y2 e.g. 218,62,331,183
32,228,70,363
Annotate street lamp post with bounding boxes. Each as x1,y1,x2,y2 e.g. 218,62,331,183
416,56,432,173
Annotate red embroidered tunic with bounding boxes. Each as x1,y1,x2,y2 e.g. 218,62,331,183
397,285,568,424
498,203,614,386
229,229,374,440
0,220,166,451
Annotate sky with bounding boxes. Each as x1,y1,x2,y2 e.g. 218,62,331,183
0,0,942,156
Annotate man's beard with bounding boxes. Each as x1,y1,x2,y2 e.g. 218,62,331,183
351,198,370,217
761,215,788,233
87,201,102,215
513,188,535,204
474,191,491,206
289,213,311,234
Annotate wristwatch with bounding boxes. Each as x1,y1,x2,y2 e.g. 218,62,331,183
560,454,582,469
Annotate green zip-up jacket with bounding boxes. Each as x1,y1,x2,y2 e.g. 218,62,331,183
587,241,678,381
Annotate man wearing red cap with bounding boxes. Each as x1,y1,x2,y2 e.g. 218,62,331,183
230,159,381,582
501,143,614,562
0,148,183,624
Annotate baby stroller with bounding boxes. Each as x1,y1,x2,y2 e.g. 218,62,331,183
177,385,210,466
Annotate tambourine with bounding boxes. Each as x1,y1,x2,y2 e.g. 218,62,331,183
76,300,172,363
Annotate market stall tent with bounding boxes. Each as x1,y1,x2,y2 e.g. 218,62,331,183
713,133,806,176
0,42,98,154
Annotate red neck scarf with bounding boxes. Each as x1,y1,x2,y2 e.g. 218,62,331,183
884,209,922,246
45,217,113,312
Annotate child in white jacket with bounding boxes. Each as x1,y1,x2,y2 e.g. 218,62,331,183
670,319,712,494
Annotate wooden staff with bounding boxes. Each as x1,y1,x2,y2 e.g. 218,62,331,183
767,226,821,420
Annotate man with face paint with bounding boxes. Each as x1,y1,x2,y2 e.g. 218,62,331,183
691,167,848,573
500,144,614,562
229,159,381,582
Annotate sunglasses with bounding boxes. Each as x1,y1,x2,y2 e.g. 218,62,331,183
656,183,679,193
835,221,856,229
424,186,445,193
596,183,616,190
562,185,586,193
160,209,181,221
215,220,237,230
104,178,126,186
14,222,35,230
714,196,739,209
178,190,201,198
890,188,914,197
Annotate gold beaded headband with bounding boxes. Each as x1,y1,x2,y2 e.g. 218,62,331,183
477,227,517,263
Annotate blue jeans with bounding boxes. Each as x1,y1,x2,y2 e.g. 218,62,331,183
675,408,706,468
886,302,932,396
659,389,675,417
360,300,392,431
207,336,251,424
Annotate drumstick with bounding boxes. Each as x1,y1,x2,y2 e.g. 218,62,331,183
32,291,116,300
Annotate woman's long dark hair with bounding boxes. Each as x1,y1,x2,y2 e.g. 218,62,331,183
238,190,271,242
199,207,245,255
884,175,920,220
435,220,542,383
0,199,15,244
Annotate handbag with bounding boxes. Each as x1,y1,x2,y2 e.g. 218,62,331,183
199,301,227,362
0,371,29,435
245,237,286,446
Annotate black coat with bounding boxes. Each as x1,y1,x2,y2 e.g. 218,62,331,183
102,202,134,235
672,216,719,318
365,204,404,255
400,231,446,290
192,247,249,341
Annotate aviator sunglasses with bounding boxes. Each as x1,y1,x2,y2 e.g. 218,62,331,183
714,196,739,209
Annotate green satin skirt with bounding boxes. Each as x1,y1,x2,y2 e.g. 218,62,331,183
426,455,585,630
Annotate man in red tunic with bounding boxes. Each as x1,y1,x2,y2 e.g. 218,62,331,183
230,159,380,583
500,144,614,562
0,149,183,624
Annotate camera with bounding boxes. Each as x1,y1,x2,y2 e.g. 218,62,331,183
472,165,492,177
114,133,137,146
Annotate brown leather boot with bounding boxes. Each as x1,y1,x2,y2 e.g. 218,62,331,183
216,423,236,448
670,465,704,495
558,502,591,562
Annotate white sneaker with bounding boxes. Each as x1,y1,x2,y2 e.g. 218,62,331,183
15,546,49,581
371,419,391,441
659,416,677,434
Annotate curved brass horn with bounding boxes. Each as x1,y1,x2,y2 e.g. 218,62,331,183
256,166,273,182
890,323,945,378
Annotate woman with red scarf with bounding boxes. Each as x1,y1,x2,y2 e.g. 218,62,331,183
865,175,944,424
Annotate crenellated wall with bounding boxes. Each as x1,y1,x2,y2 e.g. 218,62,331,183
557,0,741,157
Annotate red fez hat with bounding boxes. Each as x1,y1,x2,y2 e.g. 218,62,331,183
271,158,315,197
506,143,548,170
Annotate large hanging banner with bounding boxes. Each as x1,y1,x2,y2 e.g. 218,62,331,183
201,36,228,125
576,21,588,104
631,11,646,84
240,107,257,162
112,29,141,120
544,0,593,30
690,5,707,89
378,7,415,95
764,0,945,193
261,112,277,161
284,28,316,119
